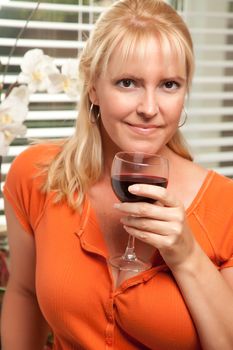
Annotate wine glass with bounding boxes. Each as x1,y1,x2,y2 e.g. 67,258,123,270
110,151,169,272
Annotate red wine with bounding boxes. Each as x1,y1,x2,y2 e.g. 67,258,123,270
111,174,168,203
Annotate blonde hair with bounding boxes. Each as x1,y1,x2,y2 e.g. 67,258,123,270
42,0,194,209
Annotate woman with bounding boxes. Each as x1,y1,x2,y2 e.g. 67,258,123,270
1,0,233,349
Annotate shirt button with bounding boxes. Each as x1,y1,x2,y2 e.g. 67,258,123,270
107,314,113,322
106,338,113,346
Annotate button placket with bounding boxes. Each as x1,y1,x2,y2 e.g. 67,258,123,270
105,295,115,348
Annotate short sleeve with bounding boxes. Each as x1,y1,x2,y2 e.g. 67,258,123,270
218,209,233,270
194,172,233,270
219,220,233,270
3,144,59,235
211,176,233,270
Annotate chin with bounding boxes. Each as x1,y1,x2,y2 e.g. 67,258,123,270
114,139,165,155
119,148,158,156
127,143,163,154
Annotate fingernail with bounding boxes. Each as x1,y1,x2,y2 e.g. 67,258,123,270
128,185,140,193
113,203,121,209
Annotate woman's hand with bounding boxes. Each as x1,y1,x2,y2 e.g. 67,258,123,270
114,184,196,269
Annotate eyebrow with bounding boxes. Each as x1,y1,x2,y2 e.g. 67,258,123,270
112,73,140,80
111,73,187,83
162,76,187,83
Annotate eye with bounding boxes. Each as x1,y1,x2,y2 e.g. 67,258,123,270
163,80,180,90
117,79,136,88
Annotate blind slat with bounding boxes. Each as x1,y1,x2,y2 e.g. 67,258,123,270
26,127,74,138
0,19,93,31
191,28,233,35
183,11,233,19
0,38,85,49
195,44,233,52
189,137,233,147
183,123,233,132
195,152,233,163
193,76,233,84
0,1,106,13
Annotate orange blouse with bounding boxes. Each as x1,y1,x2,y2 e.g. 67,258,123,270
4,144,233,350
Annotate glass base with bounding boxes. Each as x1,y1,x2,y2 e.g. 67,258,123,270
109,255,152,272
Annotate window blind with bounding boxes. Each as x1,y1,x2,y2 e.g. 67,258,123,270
0,0,232,227
180,0,233,176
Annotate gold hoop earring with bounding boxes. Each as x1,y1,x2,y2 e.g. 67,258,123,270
178,108,188,128
89,103,100,124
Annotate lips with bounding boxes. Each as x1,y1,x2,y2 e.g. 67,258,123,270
126,122,158,135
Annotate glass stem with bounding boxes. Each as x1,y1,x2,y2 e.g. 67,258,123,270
123,234,137,261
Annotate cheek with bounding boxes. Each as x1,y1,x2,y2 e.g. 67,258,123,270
100,106,121,127
161,96,184,122
99,94,134,122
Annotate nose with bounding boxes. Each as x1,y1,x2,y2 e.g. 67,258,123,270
136,88,159,118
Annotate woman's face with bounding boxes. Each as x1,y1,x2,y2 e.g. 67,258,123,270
89,36,187,157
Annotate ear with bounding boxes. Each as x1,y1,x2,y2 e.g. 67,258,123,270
89,85,99,105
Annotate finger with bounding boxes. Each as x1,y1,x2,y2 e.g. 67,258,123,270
114,202,183,222
123,225,173,248
128,184,181,207
121,216,182,236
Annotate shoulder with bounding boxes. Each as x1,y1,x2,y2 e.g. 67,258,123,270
4,142,62,194
205,171,233,227
9,143,61,176
203,170,233,203
193,170,233,218
5,141,62,200
3,143,62,234
192,170,233,267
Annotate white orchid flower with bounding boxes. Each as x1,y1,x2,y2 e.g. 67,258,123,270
47,59,79,98
0,85,29,122
3,84,29,107
18,49,60,92
0,133,9,157
0,123,27,156
0,125,27,157
0,86,29,155
0,49,79,156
